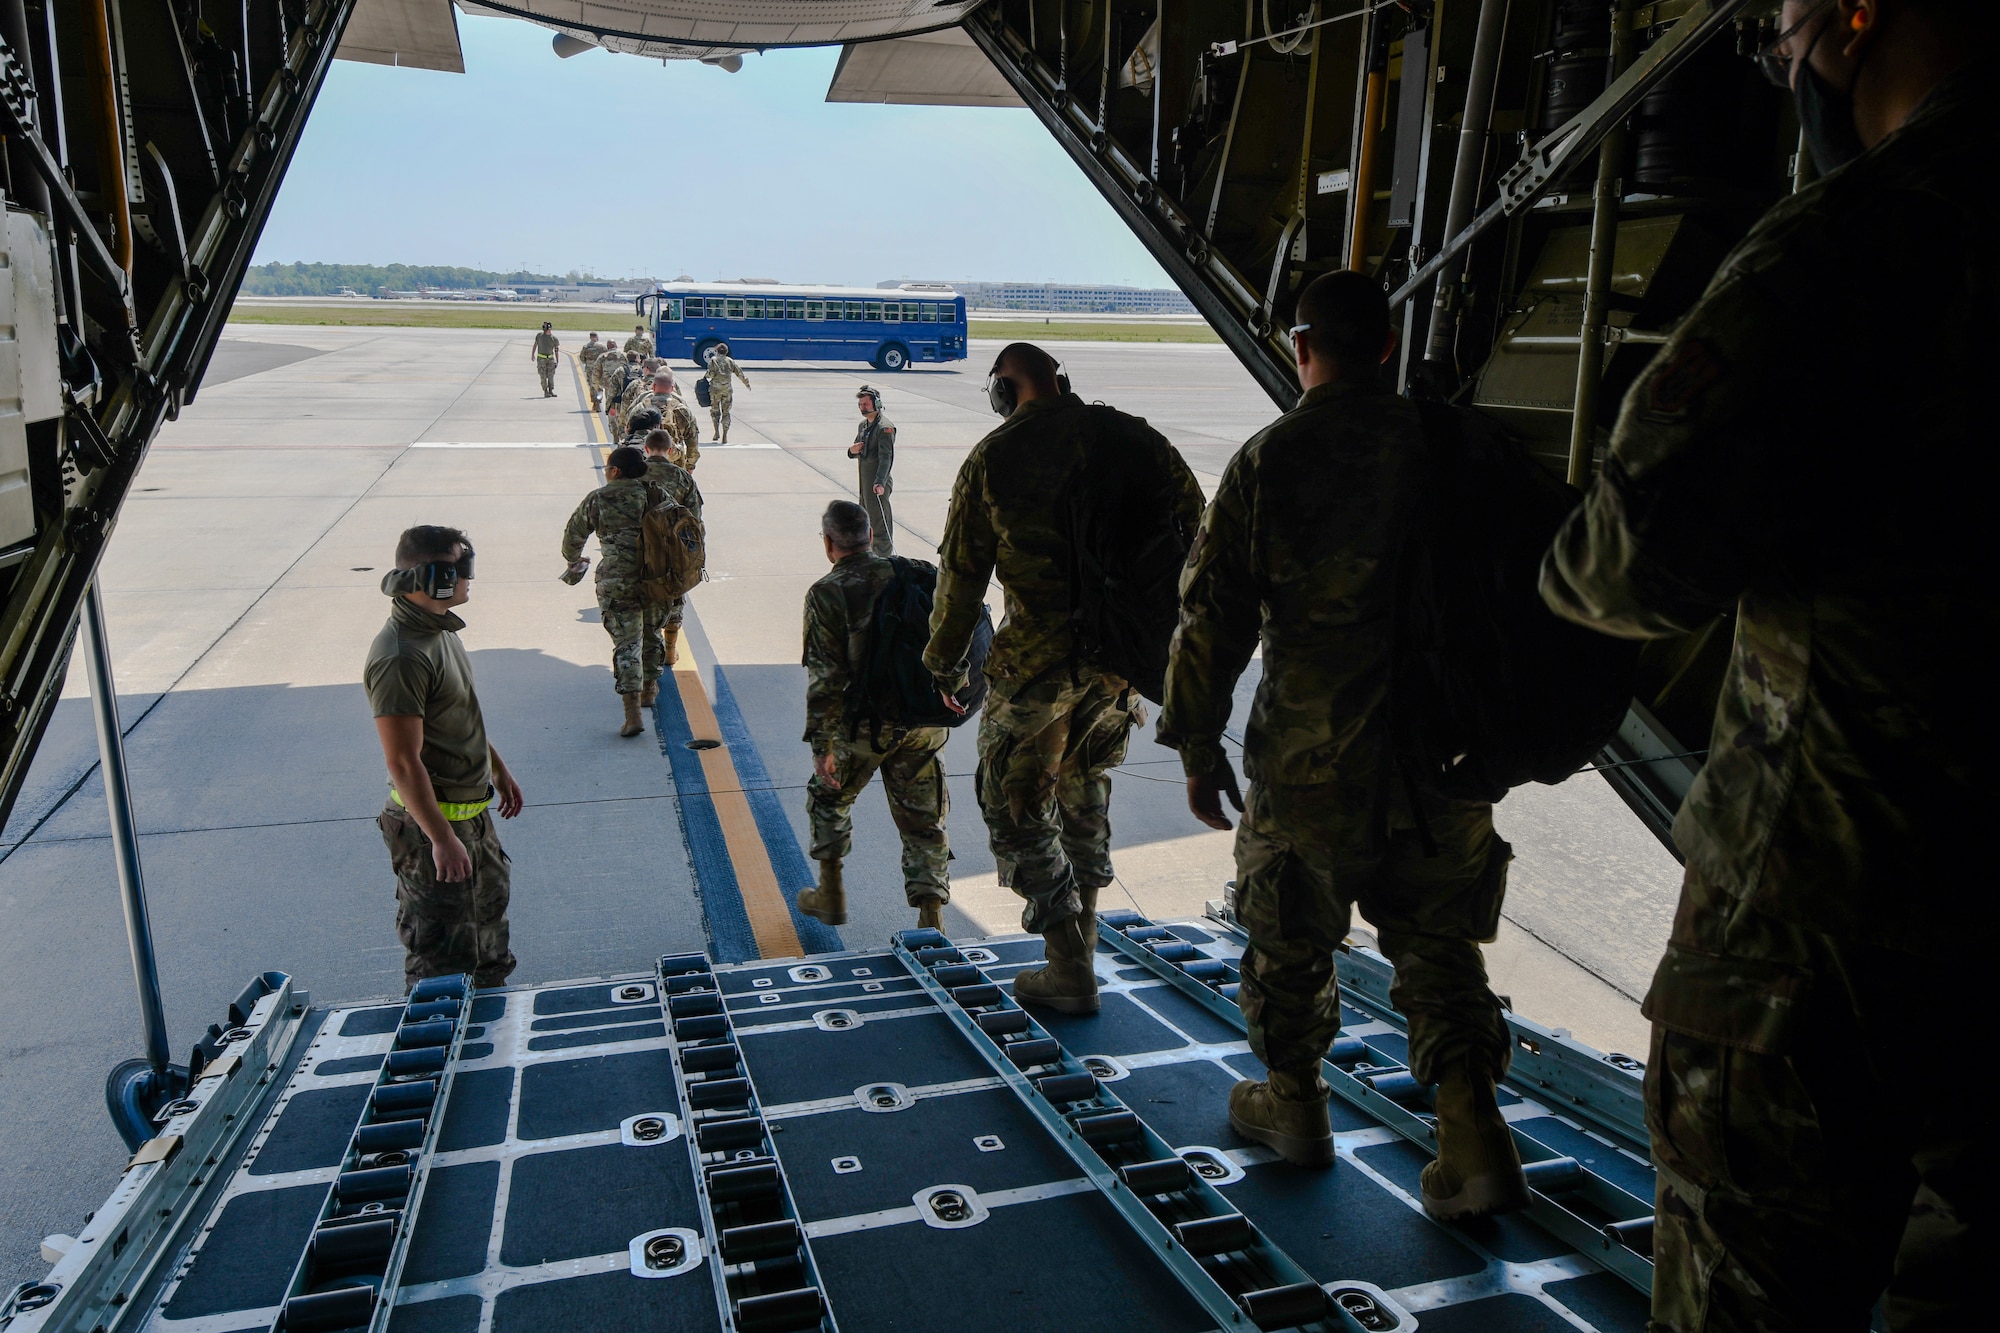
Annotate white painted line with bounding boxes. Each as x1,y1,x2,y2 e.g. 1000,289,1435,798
409,441,596,449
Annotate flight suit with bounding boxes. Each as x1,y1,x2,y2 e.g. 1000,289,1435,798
803,551,951,906
925,392,1203,932
1540,65,1991,1332
851,411,897,555
1159,380,1513,1088
533,329,560,396
560,475,696,696
704,349,751,442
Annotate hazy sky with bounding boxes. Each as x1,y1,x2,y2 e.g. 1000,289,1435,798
253,14,1173,288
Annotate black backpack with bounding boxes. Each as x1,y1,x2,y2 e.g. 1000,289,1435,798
695,376,712,408
1064,411,1194,703
1391,403,1640,804
847,557,993,739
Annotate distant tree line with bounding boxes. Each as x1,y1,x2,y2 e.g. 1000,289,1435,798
240,262,647,296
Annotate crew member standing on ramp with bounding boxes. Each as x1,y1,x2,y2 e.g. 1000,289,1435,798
703,342,751,443
367,526,525,991
848,385,896,556
532,321,561,398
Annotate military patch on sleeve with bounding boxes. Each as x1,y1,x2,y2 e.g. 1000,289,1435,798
1186,526,1209,566
1644,339,1724,420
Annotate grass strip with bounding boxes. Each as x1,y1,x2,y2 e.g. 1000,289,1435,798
224,305,1223,343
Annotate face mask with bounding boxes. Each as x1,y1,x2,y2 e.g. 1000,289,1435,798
1794,58,1867,172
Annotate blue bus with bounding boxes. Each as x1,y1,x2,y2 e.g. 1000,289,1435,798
638,282,968,373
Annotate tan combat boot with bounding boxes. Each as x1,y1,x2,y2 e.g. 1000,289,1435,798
1420,1060,1528,1221
1229,1067,1335,1165
620,693,644,737
639,679,659,708
914,896,944,931
661,625,681,670
798,860,847,925
1013,889,1100,1014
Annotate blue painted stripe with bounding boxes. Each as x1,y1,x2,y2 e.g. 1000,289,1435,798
652,676,760,964
712,668,846,955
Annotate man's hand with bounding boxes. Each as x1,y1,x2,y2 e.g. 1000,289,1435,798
874,483,885,496
494,768,524,819
847,443,863,458
568,557,590,575
1186,762,1245,831
939,690,968,717
432,831,474,883
813,751,840,790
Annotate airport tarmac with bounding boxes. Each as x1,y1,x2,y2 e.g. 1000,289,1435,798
0,326,1683,1290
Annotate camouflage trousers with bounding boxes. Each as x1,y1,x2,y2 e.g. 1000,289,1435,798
536,356,556,395
807,724,951,905
601,592,681,694
1643,872,1973,1332
976,670,1141,932
862,485,893,556
1233,776,1511,1083
378,802,515,991
710,388,733,441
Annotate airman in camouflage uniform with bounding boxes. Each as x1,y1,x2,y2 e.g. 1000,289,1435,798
532,323,561,397
1540,16,1990,1327
796,500,951,931
924,343,1202,1013
623,324,654,357
1160,273,1519,1212
561,446,700,737
578,334,605,408
703,342,751,442
366,525,525,991
605,352,641,438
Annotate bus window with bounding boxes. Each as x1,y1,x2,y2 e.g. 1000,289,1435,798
685,297,704,318
806,300,824,320
726,298,744,319
865,301,883,322
883,302,900,323
745,299,764,319
663,299,683,321
786,300,805,319
845,301,863,320
920,304,937,322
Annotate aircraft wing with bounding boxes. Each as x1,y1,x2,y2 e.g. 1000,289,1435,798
337,0,466,72
826,27,1023,108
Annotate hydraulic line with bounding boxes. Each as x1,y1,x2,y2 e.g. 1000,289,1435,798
1423,0,1510,370
81,0,132,278
1347,16,1389,272
1567,3,1637,488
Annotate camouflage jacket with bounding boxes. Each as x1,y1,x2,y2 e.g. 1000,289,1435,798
533,331,559,358
560,477,655,591
923,392,1203,696
801,551,900,752
642,457,702,519
1159,378,1423,785
605,361,640,406
705,351,750,395
853,413,896,494
623,332,654,356
1540,64,1997,955
579,341,605,367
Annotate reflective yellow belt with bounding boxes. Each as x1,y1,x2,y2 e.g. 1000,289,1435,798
391,788,490,822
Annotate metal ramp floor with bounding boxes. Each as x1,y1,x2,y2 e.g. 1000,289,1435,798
59,920,1652,1333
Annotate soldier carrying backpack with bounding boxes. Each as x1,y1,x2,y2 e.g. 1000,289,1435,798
797,502,990,932
561,445,704,738
922,344,1204,1014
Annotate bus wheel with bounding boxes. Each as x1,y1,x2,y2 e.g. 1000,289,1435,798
693,339,720,369
878,343,910,372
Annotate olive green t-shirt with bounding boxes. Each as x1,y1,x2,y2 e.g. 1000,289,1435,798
365,598,491,803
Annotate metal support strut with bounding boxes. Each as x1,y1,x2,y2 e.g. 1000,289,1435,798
83,582,170,1074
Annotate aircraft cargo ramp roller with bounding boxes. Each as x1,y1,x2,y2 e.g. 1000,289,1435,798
4,914,1654,1331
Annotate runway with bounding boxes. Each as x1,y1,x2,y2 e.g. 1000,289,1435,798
0,326,1682,1291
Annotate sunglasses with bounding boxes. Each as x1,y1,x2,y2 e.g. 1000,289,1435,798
1752,0,1838,88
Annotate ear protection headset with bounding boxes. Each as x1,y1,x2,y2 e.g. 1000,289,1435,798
382,542,476,600
857,384,884,413
985,357,1071,417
